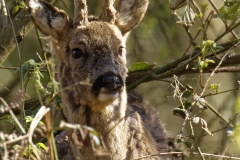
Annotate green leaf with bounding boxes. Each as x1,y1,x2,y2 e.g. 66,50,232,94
184,141,193,149
173,107,187,119
182,90,192,98
201,4,208,12
25,116,45,127
183,101,191,109
36,142,48,151
18,1,26,8
129,62,156,72
47,79,59,93
182,85,194,98
228,2,240,14
204,59,215,67
176,138,183,143
12,5,20,14
224,0,235,7
208,82,220,90
218,1,240,21
200,40,216,55
219,6,226,15
0,114,11,120
25,116,33,123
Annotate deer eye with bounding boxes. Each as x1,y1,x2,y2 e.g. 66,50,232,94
118,46,125,56
72,48,83,59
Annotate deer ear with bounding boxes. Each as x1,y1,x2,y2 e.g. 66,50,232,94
29,0,71,39
115,0,149,35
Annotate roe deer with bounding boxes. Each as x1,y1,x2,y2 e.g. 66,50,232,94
29,0,173,159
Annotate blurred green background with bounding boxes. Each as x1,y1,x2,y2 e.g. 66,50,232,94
0,0,240,159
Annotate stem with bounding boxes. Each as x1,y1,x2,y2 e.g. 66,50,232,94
189,121,205,160
199,42,240,98
52,131,59,160
45,111,54,160
219,139,232,160
205,102,233,128
214,21,240,42
202,87,240,98
3,0,26,132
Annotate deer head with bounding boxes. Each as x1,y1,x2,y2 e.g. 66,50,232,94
29,0,149,113
28,1,174,159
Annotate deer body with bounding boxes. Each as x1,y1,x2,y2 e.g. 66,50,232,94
29,0,170,159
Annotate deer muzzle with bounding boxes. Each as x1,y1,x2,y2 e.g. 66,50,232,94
92,71,124,101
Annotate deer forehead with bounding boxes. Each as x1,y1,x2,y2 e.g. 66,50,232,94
68,21,126,50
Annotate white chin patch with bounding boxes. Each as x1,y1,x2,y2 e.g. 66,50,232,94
98,92,119,101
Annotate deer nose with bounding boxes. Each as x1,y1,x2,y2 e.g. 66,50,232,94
102,75,123,91
92,72,124,93
102,75,121,88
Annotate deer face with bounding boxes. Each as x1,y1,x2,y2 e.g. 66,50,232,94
57,22,128,111
29,0,148,112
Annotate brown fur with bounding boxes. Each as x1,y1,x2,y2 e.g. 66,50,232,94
29,0,173,159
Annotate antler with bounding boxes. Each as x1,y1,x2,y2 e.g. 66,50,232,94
100,0,116,24
73,0,88,26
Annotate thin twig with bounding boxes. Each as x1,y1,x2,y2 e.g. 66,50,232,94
199,41,240,97
154,51,201,79
189,121,205,160
218,139,232,160
178,116,188,140
0,81,9,91
202,87,240,98
208,0,238,39
3,0,23,90
205,102,234,128
182,113,239,138
215,21,240,42
0,66,48,73
134,151,240,160
182,10,214,57
51,131,59,160
3,0,26,131
0,97,26,134
5,135,29,145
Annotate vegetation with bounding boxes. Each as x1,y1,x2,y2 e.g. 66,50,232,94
0,0,240,159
